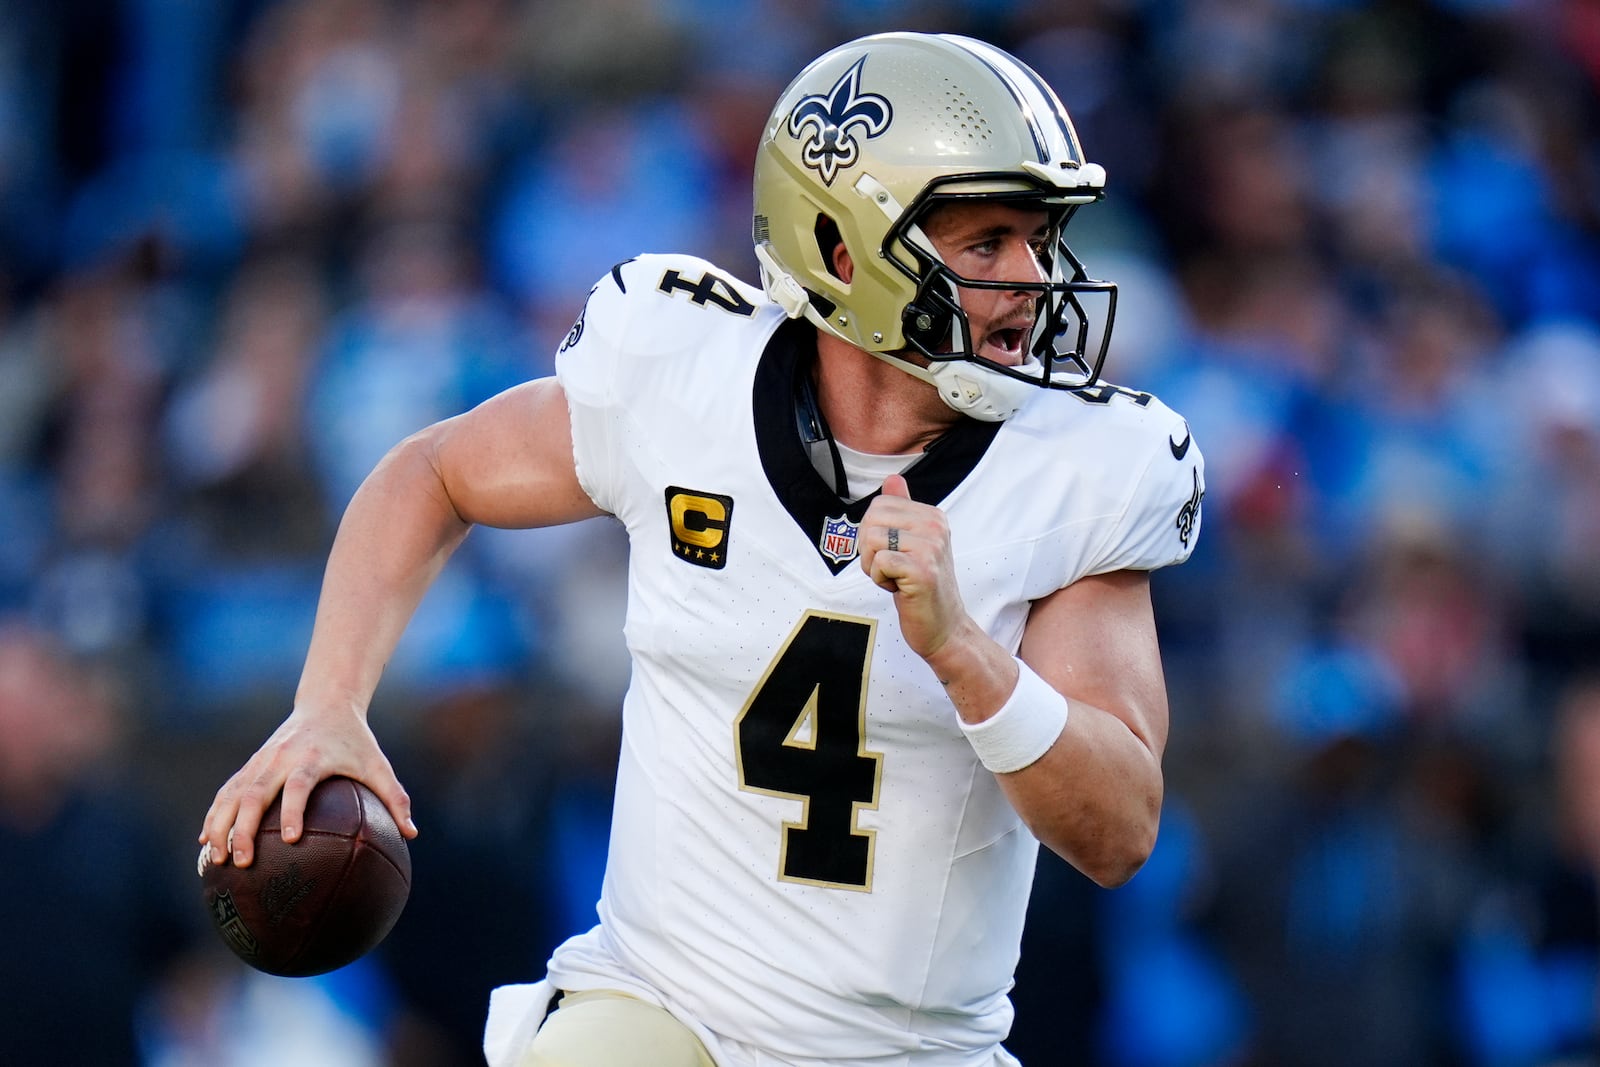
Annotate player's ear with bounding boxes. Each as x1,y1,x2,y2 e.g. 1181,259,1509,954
832,242,854,284
816,215,853,284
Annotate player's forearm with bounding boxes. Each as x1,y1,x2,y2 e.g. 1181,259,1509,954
294,432,471,720
922,617,1022,722
924,624,1162,887
997,707,1163,887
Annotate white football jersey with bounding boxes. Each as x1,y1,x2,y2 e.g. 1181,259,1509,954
538,254,1204,1064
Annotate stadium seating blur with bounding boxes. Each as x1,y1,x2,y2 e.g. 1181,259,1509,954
2,1,1597,1063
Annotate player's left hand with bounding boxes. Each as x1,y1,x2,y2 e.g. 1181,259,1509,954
860,473,971,660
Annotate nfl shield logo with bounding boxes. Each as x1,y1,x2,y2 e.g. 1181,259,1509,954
819,514,860,564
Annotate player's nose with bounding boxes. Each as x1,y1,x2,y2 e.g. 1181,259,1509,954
1003,240,1048,290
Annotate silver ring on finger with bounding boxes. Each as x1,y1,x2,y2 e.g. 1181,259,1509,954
887,527,900,552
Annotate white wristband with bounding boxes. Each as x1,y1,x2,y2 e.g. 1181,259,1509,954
959,660,1069,774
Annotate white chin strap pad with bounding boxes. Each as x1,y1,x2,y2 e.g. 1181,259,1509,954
866,349,1036,422
926,361,1038,422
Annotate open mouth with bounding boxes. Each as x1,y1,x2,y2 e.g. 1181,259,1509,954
983,326,1029,363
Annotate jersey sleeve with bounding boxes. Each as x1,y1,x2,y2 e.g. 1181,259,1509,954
1087,406,1206,574
553,261,640,515
553,254,774,519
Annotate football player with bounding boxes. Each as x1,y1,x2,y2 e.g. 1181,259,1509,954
201,31,1204,1067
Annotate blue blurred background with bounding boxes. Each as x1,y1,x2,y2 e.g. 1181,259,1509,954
2,0,1599,1064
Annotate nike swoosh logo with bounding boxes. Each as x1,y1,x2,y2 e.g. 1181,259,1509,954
1169,427,1192,461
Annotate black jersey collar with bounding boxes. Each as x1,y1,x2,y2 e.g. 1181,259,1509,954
753,319,1002,575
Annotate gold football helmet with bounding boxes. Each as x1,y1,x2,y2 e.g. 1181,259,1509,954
753,32,1117,421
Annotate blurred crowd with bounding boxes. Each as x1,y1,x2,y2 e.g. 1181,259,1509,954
2,0,1598,1064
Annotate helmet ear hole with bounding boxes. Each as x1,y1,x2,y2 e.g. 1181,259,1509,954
814,215,847,281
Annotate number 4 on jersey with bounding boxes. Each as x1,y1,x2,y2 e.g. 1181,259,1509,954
735,611,883,891
658,268,757,316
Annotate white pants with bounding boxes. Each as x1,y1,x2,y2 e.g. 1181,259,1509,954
516,988,716,1067
484,979,1023,1067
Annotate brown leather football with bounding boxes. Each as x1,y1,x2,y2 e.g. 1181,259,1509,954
200,776,411,977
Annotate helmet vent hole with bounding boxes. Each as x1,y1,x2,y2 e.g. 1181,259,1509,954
942,81,990,143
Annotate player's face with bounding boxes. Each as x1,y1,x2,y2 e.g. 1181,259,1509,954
921,202,1052,368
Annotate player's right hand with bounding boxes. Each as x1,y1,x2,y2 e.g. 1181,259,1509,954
859,474,971,661
199,707,416,868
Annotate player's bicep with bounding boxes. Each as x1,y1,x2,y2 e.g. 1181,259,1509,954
1018,569,1169,759
427,378,606,529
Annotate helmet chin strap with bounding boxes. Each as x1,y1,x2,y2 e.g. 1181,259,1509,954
866,349,1039,422
875,222,1040,423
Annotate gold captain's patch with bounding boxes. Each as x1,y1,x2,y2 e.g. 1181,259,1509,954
665,487,734,570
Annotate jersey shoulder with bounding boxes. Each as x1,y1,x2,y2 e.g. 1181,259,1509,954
1018,378,1205,571
1018,379,1196,475
554,255,784,514
1064,378,1187,439
557,253,780,374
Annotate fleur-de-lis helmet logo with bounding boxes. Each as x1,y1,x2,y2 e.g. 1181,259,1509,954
787,57,893,187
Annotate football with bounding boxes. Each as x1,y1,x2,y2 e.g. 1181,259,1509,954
199,776,412,978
